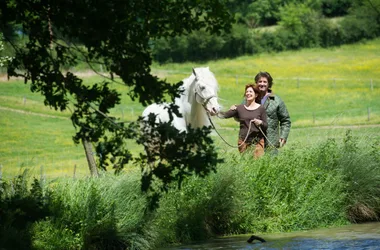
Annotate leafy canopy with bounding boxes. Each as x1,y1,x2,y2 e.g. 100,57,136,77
0,0,232,195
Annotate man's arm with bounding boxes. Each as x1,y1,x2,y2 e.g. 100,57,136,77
277,98,291,146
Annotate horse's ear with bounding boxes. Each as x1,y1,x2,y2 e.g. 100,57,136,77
192,68,197,76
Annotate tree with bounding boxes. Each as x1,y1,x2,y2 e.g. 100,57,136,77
340,0,380,42
0,34,13,67
0,0,232,195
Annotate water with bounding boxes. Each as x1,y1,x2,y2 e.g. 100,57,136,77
162,222,380,249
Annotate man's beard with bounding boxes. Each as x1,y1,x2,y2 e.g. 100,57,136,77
258,89,267,96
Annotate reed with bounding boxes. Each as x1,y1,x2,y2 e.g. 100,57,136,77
1,132,379,248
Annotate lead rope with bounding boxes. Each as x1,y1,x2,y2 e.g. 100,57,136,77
207,113,252,148
206,112,276,149
198,92,275,149
197,93,250,147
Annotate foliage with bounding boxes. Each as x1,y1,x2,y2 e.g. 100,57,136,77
153,161,241,244
339,130,380,222
151,0,380,63
226,0,332,27
321,0,352,17
277,3,323,49
0,0,233,195
135,116,223,209
1,134,380,248
0,171,51,249
153,133,380,245
230,148,346,233
0,34,13,67
31,173,155,250
340,0,380,43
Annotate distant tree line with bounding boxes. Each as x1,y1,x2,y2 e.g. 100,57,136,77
153,0,380,63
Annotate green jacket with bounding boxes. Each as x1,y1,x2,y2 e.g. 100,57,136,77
262,91,291,148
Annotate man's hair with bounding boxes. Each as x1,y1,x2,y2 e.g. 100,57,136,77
254,71,273,89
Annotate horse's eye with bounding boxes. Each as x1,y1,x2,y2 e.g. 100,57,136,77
200,86,206,91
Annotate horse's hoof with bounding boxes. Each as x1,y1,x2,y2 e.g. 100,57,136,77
247,235,266,243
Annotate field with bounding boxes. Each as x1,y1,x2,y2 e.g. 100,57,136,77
1,39,380,178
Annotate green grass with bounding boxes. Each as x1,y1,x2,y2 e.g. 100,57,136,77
0,110,88,178
1,129,380,249
151,134,380,245
1,38,380,177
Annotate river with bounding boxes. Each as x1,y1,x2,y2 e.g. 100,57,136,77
161,222,380,249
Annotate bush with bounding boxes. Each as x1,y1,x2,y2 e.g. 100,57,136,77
319,19,344,47
340,16,380,43
0,171,51,249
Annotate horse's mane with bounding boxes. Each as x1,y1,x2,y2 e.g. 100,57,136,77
181,67,219,128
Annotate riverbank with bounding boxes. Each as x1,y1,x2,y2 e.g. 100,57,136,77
161,222,380,249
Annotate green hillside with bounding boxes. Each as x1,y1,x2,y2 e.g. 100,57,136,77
1,39,380,177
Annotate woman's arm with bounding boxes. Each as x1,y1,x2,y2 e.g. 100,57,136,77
250,107,268,130
220,107,238,119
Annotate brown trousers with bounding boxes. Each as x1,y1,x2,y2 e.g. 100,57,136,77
238,138,265,159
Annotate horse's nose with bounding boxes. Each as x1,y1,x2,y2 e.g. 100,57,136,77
215,105,221,113
210,107,219,115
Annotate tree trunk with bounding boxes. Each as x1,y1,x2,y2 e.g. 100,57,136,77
82,138,98,177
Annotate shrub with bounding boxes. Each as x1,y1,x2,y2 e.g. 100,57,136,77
0,171,51,249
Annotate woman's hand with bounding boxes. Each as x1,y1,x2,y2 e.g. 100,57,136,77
230,104,237,110
251,118,262,126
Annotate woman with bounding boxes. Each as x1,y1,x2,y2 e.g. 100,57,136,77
222,84,268,158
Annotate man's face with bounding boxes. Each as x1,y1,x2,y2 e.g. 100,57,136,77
257,77,269,93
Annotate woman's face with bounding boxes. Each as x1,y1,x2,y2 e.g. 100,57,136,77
245,87,257,101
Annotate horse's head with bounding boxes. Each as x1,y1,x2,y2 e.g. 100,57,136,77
192,67,220,116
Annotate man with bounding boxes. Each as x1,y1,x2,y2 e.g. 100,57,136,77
254,71,291,148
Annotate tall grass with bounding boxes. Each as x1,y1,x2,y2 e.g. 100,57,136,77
152,132,380,246
153,148,346,245
31,171,156,250
1,132,380,249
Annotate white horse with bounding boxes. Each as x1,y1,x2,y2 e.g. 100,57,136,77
142,67,220,132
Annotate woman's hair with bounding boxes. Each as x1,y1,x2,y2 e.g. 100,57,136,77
243,83,259,97
254,71,273,88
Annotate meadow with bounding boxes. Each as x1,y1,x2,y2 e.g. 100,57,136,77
1,39,380,177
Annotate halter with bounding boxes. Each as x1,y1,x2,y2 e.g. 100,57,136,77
195,91,218,109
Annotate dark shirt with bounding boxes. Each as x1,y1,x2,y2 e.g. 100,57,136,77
223,104,268,143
